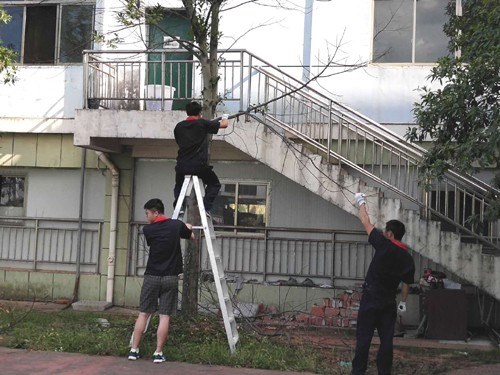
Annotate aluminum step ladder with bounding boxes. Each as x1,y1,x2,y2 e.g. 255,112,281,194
173,175,239,354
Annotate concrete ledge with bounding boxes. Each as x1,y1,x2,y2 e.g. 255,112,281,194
72,300,112,311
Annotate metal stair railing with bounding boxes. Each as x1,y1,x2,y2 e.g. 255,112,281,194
82,48,499,251
235,52,500,252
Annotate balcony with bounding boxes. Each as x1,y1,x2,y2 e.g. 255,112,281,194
75,49,290,156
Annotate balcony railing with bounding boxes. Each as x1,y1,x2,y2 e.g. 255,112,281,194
83,49,251,110
0,217,102,273
130,223,454,285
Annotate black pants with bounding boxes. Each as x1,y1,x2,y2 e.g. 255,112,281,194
352,293,397,375
174,164,221,211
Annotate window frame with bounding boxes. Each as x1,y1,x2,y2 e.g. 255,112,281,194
215,179,271,236
371,0,455,65
0,172,27,219
0,0,95,65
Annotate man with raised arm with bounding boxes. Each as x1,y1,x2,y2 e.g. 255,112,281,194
351,193,415,375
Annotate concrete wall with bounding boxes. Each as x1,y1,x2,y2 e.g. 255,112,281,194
0,269,142,308
0,135,134,306
133,159,361,230
0,134,105,219
0,66,83,121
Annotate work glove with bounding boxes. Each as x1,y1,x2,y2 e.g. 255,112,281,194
397,301,406,314
354,193,366,207
222,113,229,120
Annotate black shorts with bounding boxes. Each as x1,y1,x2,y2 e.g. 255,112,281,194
140,275,178,315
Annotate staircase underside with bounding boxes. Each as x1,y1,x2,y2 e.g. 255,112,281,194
217,118,500,301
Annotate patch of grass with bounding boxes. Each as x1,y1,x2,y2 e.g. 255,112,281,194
0,307,326,373
0,306,134,356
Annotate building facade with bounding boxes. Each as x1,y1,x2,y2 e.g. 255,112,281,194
0,0,498,320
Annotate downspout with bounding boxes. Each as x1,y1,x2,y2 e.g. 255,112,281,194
96,151,119,304
72,148,87,304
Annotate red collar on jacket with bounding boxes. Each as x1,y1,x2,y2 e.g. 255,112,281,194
390,239,408,250
186,116,200,121
153,214,169,223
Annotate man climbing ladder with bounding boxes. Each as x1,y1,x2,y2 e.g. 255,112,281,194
173,101,230,215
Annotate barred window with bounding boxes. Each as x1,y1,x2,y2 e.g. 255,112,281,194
0,175,25,217
211,181,269,232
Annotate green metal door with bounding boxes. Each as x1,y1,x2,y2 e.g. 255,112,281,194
148,11,193,110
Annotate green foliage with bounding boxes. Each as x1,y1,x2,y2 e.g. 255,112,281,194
407,0,500,200
0,6,18,84
92,31,123,49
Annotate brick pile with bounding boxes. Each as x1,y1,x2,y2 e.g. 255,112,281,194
296,290,361,328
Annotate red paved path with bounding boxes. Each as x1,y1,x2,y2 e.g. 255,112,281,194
0,347,314,375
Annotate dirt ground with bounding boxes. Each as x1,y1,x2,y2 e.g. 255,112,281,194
256,321,499,375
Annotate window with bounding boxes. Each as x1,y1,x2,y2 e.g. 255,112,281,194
211,182,269,232
373,0,450,63
0,176,25,217
0,2,94,64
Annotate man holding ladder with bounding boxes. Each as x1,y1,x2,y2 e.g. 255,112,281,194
128,198,194,363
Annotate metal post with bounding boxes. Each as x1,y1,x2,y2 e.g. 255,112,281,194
302,0,313,83
263,228,268,281
247,54,253,112
33,219,39,270
326,100,332,163
331,231,335,286
239,51,244,111
161,51,165,110
83,52,88,108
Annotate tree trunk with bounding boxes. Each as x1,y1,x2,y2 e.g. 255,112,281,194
180,0,222,316
181,194,201,316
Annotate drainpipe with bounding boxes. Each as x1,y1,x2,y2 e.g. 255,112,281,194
72,148,87,304
96,151,119,304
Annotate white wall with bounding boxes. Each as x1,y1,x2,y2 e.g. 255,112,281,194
0,66,83,121
25,168,105,220
0,0,440,125
220,0,440,123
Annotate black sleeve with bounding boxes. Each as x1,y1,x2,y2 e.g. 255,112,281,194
179,222,193,239
142,226,151,247
401,257,416,284
368,228,390,255
205,119,221,134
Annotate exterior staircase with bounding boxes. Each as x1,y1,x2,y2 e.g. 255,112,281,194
213,53,500,300
219,118,500,300
82,49,500,300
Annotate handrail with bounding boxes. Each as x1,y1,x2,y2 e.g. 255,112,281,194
244,66,499,250
249,65,499,196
